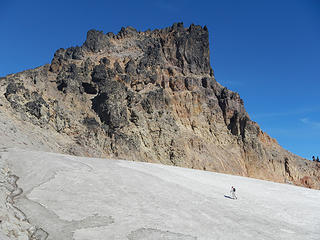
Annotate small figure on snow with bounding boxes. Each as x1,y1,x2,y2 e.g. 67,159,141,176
230,186,237,199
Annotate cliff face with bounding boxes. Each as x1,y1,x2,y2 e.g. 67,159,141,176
1,23,319,189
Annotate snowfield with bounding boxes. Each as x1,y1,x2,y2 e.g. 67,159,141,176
1,148,319,240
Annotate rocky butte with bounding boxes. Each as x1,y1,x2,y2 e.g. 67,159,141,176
0,23,319,189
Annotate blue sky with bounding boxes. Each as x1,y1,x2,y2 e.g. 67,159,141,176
0,0,319,159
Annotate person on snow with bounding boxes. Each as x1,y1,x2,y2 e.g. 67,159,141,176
230,186,237,199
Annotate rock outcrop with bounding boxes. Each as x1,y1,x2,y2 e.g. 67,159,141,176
0,23,319,189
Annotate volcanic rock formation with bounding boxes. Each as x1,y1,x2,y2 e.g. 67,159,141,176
0,23,319,189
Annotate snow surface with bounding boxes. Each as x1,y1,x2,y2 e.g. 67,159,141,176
1,148,320,240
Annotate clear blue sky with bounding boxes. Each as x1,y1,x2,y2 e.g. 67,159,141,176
1,0,319,159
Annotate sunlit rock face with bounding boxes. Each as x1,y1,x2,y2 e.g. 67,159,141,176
0,23,319,189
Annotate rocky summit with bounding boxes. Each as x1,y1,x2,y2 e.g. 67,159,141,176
0,23,319,189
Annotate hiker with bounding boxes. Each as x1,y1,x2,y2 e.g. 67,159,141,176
230,186,237,199
312,156,315,161
317,156,320,162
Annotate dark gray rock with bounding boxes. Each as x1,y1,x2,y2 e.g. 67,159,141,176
57,80,68,92
91,80,128,131
24,94,49,121
92,64,107,83
65,47,84,60
159,23,210,75
69,46,84,60
83,117,100,129
121,75,131,84
92,92,128,130
84,30,109,52
100,57,110,65
114,61,123,74
118,26,138,38
125,60,136,75
5,82,20,97
106,68,116,79
82,82,97,94
50,47,84,73
55,64,83,93
201,77,209,88
25,101,42,119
